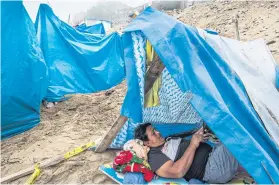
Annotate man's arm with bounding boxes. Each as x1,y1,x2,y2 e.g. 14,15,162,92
156,128,204,178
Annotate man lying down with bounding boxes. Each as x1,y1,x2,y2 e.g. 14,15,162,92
134,123,248,184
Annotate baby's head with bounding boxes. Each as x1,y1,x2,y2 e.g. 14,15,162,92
123,139,150,160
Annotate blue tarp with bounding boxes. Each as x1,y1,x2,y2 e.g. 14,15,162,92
76,23,106,35
1,1,48,139
276,65,279,89
76,23,87,29
35,4,125,101
120,7,279,184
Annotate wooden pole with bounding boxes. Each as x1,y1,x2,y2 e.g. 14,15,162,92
94,115,128,153
144,54,165,103
1,142,94,183
68,14,71,25
235,14,240,41
144,54,165,95
1,156,64,184
95,55,165,153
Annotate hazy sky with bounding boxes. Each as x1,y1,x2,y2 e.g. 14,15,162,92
23,0,148,22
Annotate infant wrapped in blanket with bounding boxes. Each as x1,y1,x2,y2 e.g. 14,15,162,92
113,139,155,182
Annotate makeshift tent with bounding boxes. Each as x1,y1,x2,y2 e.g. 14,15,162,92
35,4,125,101
85,19,112,33
76,22,106,35
1,1,48,139
76,23,86,29
109,7,279,184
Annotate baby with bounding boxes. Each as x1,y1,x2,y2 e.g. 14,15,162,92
123,139,150,161
114,139,154,182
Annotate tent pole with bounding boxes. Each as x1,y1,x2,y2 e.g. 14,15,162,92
234,14,240,41
95,56,165,153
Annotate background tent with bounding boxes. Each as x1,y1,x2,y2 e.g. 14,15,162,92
111,7,279,184
83,19,112,33
76,22,106,35
35,4,125,101
1,1,48,139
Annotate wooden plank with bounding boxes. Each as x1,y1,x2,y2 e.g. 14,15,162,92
95,55,165,153
1,156,64,184
1,142,94,183
95,115,128,153
144,54,165,95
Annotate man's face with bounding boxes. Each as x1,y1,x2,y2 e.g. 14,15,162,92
144,125,165,147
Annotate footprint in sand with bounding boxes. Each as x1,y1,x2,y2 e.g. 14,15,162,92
92,174,108,184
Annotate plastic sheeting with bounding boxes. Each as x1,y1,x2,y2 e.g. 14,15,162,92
101,21,112,33
1,1,48,139
197,30,279,147
76,23,106,35
121,7,279,184
111,31,202,148
35,4,125,101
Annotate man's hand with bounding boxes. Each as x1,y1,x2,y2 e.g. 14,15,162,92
190,127,204,149
202,133,211,142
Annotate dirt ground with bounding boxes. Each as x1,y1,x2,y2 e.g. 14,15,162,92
1,1,279,184
1,82,126,184
168,1,279,62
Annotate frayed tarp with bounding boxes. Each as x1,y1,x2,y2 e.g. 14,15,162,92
197,30,279,147
1,1,48,139
120,7,279,184
76,23,106,35
35,4,125,101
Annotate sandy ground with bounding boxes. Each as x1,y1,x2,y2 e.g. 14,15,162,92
1,82,126,184
169,1,279,62
1,1,279,184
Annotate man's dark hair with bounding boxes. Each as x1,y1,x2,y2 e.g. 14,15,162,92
134,123,151,141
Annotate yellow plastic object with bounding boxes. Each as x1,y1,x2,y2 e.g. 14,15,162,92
104,163,112,168
25,164,40,185
144,74,162,108
164,183,180,185
146,40,154,64
64,142,95,159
